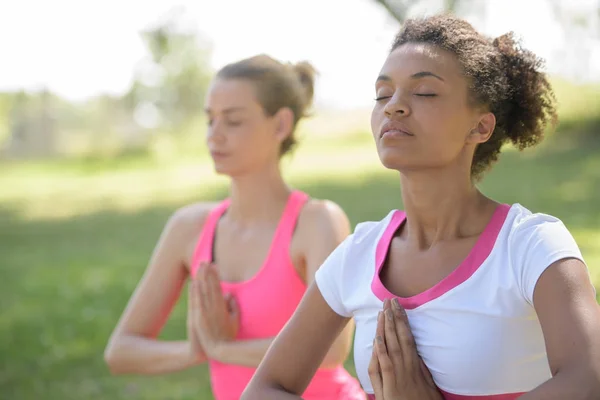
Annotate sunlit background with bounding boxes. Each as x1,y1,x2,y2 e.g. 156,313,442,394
1,0,599,399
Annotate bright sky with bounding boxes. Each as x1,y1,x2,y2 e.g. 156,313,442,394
0,0,598,109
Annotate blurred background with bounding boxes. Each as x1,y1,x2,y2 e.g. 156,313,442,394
1,0,599,398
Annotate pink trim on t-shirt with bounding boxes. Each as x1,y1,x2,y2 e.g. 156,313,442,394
440,390,525,399
367,390,523,400
371,204,511,309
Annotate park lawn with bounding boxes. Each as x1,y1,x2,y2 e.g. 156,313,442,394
1,121,599,399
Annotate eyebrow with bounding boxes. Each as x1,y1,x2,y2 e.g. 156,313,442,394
204,106,246,114
376,71,445,83
411,71,444,81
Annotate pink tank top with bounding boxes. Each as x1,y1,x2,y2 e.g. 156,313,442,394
191,190,365,400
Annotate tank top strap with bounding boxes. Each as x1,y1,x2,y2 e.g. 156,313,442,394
190,199,230,278
273,190,310,247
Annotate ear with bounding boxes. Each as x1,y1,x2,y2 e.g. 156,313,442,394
272,107,295,144
467,112,496,145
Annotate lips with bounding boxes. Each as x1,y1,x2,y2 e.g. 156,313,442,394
380,121,414,138
210,150,228,158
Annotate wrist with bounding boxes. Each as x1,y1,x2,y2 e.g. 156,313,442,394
209,340,231,362
185,341,206,366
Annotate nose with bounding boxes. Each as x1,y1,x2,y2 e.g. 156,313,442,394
383,92,410,117
206,120,225,144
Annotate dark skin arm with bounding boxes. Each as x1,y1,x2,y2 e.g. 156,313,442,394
368,259,600,400
518,258,600,399
241,283,351,399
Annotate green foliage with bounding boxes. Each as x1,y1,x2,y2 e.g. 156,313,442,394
552,79,600,136
1,122,599,398
129,14,213,132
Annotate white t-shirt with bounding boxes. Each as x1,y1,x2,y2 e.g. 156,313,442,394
315,203,587,399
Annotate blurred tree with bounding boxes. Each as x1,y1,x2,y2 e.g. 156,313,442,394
0,93,13,151
373,0,411,23
127,11,213,133
373,0,462,23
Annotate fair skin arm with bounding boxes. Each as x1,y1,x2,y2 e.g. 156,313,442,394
104,205,212,375
207,200,355,369
517,258,600,399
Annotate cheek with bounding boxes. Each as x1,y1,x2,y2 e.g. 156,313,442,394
417,102,468,141
370,104,384,137
238,127,277,158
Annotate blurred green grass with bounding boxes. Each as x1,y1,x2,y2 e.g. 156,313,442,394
1,80,599,399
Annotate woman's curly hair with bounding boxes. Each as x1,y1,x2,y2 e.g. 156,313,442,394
392,14,558,179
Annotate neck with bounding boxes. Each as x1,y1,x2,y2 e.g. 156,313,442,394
399,165,493,249
226,162,291,226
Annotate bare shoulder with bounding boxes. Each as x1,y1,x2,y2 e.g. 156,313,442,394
296,198,350,239
167,201,219,236
162,201,220,263
159,202,216,241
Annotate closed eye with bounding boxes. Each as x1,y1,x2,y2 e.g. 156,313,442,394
375,96,392,102
415,94,437,97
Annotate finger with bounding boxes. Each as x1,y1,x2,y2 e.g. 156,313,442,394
375,311,385,342
205,264,222,307
189,281,202,328
383,298,392,312
368,339,384,400
192,279,213,334
419,358,436,388
375,335,396,394
196,262,208,283
392,298,419,371
384,308,403,372
198,266,212,307
187,282,195,320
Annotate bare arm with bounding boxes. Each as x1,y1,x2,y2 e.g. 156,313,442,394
302,200,354,368
104,204,212,375
519,258,600,399
211,200,353,370
211,339,275,368
241,200,354,399
242,284,351,399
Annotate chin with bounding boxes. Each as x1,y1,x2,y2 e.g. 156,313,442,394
212,163,233,176
377,148,409,171
214,164,251,179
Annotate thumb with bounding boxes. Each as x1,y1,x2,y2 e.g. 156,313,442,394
226,294,239,317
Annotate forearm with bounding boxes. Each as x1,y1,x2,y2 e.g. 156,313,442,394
213,338,274,367
518,367,600,400
104,336,206,375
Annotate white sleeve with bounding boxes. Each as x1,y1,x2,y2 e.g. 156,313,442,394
314,234,354,318
510,213,586,306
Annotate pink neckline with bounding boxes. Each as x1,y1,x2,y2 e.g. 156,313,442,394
205,191,302,289
370,204,511,309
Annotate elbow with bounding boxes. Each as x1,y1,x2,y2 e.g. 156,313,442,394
103,338,127,375
103,348,120,375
